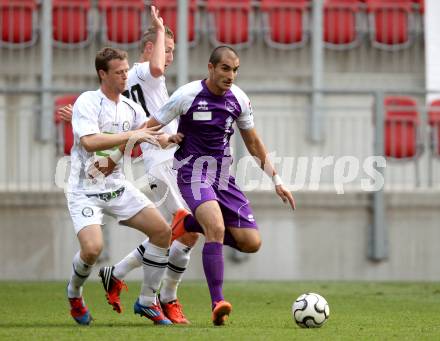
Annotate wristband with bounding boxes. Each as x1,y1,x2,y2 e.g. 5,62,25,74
109,148,123,163
272,174,283,186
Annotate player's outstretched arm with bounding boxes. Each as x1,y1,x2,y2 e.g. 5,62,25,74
149,5,166,78
239,127,295,210
81,125,162,153
85,126,163,178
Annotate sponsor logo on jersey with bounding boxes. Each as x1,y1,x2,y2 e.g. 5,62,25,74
82,207,94,217
197,100,209,111
225,100,237,113
122,121,130,131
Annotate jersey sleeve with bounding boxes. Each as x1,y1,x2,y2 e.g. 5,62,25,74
152,85,188,125
235,87,255,130
135,62,161,83
72,94,100,138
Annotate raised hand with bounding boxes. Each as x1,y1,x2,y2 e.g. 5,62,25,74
150,5,164,31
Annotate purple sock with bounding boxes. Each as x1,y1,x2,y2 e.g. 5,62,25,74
184,215,204,234
202,242,224,309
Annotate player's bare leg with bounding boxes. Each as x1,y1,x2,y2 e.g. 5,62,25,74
194,200,232,326
67,224,103,325
172,209,244,251
226,227,262,253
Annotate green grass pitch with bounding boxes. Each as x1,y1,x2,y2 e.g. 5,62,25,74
1,281,440,340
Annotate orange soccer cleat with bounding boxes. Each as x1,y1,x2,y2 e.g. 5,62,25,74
99,266,128,313
161,299,190,324
212,300,232,326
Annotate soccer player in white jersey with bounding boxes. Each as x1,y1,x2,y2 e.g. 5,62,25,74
66,47,176,326
146,46,296,325
58,7,200,324
98,8,199,324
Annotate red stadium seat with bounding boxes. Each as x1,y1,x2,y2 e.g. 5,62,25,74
153,0,199,46
384,96,420,158
383,96,422,185
52,0,92,47
260,0,309,49
324,0,361,49
0,0,38,47
55,95,78,156
366,0,415,50
98,0,145,47
207,0,254,48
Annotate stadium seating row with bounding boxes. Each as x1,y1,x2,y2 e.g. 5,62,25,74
1,0,425,50
55,94,440,166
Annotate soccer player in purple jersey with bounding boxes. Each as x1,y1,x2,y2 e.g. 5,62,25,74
146,46,296,326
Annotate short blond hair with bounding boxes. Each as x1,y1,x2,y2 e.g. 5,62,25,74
140,25,174,53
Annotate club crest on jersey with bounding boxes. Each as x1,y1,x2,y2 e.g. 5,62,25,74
225,100,237,113
197,100,209,111
82,207,94,217
122,121,130,131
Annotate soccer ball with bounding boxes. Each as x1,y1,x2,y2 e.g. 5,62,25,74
292,293,330,328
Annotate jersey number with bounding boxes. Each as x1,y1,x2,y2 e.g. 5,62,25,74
123,84,150,117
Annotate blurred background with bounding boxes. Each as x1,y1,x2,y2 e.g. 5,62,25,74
0,0,439,281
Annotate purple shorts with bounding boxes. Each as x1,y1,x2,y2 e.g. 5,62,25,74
178,174,258,229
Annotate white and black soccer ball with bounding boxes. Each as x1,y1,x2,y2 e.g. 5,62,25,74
292,293,330,328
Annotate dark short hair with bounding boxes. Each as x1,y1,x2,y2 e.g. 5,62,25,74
95,47,128,83
140,25,174,53
209,45,239,66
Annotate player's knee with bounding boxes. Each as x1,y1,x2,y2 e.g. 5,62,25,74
81,241,103,263
239,237,261,253
207,224,225,241
149,222,172,245
177,232,199,247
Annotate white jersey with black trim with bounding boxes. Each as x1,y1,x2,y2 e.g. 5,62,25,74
68,89,147,194
126,62,178,171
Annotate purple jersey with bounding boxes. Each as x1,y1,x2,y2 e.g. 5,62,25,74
154,79,258,228
153,80,254,175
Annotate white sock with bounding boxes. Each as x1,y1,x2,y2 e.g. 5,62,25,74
67,251,94,298
139,242,169,307
160,240,192,304
113,238,149,279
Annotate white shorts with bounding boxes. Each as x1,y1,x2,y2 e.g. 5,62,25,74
147,160,189,223
66,181,154,234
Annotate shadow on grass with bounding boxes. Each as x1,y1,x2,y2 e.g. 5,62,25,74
0,321,187,329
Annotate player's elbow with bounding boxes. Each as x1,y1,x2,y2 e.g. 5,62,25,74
150,65,165,78
80,136,96,153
